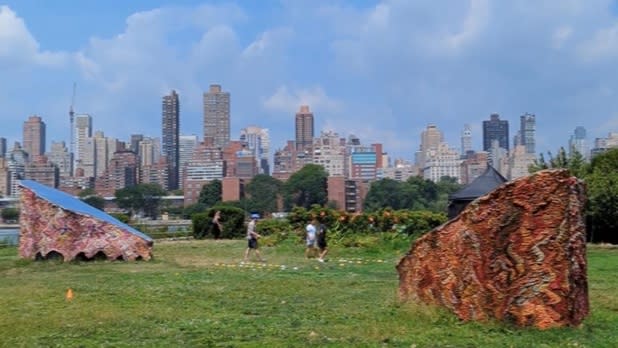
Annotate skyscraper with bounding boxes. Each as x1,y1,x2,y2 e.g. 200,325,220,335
22,115,46,160
74,114,93,176
520,113,536,154
162,90,180,190
295,105,314,152
240,126,271,175
415,124,444,167
0,137,6,158
569,126,588,159
203,84,230,148
47,141,72,177
421,124,443,151
130,134,144,154
483,113,509,152
178,134,198,189
461,124,472,156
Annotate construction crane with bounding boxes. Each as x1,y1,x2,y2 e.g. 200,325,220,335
69,82,76,175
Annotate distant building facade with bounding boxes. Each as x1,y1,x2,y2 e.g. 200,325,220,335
519,113,536,154
74,114,93,176
461,124,472,157
179,135,198,189
0,137,6,158
240,126,270,175
415,124,444,168
295,105,314,152
422,142,462,183
22,115,46,161
162,90,180,190
508,144,536,180
203,84,230,148
569,126,588,159
313,131,346,176
47,141,72,178
24,156,59,188
327,176,369,213
459,151,489,185
483,113,509,152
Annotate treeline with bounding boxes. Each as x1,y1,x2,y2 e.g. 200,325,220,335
529,147,618,244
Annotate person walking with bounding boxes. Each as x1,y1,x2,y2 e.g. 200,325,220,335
317,220,328,262
305,219,318,259
244,214,264,262
211,210,223,239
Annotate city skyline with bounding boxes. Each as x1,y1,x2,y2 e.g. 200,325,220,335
2,2,618,160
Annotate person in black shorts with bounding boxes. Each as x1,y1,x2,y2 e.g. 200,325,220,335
211,210,223,239
317,221,328,262
244,214,263,262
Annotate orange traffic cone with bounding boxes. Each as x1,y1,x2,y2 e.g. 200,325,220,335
66,288,74,302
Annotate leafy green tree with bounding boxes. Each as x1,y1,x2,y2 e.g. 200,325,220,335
182,202,207,219
401,176,439,211
587,148,618,243
363,178,403,211
115,183,167,219
529,153,549,172
78,188,105,210
529,146,589,178
245,174,282,214
566,149,588,179
363,176,454,213
433,176,463,212
283,164,328,209
198,179,222,207
191,205,246,239
1,207,19,222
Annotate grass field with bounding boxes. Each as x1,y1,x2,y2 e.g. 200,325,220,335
0,238,617,347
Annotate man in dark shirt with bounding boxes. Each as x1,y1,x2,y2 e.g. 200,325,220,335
317,222,328,262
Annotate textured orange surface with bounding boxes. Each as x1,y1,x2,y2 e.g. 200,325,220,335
397,169,588,329
19,187,153,261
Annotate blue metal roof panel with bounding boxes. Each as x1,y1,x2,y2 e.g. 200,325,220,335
18,180,152,242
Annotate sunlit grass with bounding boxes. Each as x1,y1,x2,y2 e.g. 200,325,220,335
0,240,616,347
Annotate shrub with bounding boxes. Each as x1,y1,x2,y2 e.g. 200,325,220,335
254,218,293,246
192,206,247,239
110,213,130,224
285,206,446,238
255,218,291,236
1,207,19,222
398,211,447,238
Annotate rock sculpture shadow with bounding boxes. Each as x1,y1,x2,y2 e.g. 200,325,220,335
19,180,153,262
397,169,588,329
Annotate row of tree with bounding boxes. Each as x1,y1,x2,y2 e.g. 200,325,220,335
75,147,618,245
529,147,618,243
190,164,329,216
363,176,461,212
77,163,461,221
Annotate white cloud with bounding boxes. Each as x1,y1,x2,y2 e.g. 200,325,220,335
242,27,294,58
3,1,618,161
262,86,342,114
443,0,489,52
551,26,573,49
0,5,67,68
577,23,618,61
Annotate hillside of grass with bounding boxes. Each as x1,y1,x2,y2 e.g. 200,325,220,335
0,239,616,347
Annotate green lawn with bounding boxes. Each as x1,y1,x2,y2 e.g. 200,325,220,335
0,239,617,347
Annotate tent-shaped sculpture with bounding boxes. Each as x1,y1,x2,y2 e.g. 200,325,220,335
18,180,153,261
447,166,507,219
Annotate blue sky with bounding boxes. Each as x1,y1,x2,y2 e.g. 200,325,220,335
2,0,618,161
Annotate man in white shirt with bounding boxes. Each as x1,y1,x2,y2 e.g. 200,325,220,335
305,219,318,258
244,214,264,262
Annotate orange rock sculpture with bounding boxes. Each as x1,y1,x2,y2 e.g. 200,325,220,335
19,180,153,262
397,169,588,329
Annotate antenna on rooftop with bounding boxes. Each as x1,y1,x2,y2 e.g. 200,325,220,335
69,82,76,175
